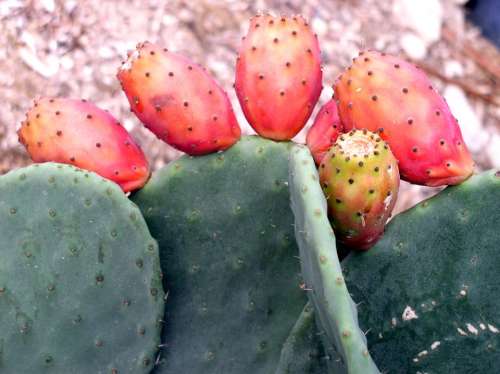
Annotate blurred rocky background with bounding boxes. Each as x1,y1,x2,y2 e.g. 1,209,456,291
0,0,498,213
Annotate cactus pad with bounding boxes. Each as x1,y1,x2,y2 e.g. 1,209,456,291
133,136,308,373
343,170,500,373
0,163,164,373
289,144,380,374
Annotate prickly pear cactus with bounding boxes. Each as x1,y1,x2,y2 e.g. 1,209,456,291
343,170,500,373
0,163,164,373
132,136,311,373
289,144,380,374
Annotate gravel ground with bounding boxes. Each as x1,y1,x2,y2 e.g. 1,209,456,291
0,0,498,213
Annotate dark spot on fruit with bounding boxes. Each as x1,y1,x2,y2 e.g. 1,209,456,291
336,198,341,203
70,157,75,162
252,46,257,51
440,139,445,146
183,101,189,107
168,72,174,77
55,111,60,115
273,38,279,43
259,74,264,80
96,142,101,148
374,167,380,172
145,72,150,77
213,115,218,121
187,127,193,132
307,48,312,54
402,88,408,94
446,162,451,167
336,168,341,174
394,64,400,68
435,110,440,116
280,91,285,96
374,151,379,156
87,114,92,119
407,118,414,125
369,189,374,194
348,178,354,184
367,71,373,76
371,95,378,101
292,30,297,36
188,65,193,70
345,157,350,162
150,50,155,55
36,113,40,118
56,130,62,136
356,212,362,216
269,19,274,25
347,102,353,109
358,161,363,167
208,90,213,95
412,147,418,153
286,62,291,67
302,79,306,85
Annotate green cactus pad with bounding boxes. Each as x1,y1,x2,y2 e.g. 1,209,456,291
276,302,329,374
343,170,500,373
0,163,164,374
132,136,309,374
289,144,380,374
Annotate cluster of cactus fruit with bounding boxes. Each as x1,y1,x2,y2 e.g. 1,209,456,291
1,13,497,374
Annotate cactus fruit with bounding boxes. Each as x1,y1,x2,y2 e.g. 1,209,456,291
306,99,343,165
289,144,380,374
132,136,308,373
343,170,500,373
319,130,399,250
17,98,149,192
235,14,322,140
0,163,164,373
117,42,241,155
334,50,474,187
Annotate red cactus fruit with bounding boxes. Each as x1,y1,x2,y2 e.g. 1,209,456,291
17,98,149,192
334,50,474,187
235,14,322,140
306,99,343,165
117,42,241,156
319,130,399,250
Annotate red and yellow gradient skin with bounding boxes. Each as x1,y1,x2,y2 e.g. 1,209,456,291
319,130,400,250
334,50,474,187
18,98,149,192
117,42,241,155
235,14,323,140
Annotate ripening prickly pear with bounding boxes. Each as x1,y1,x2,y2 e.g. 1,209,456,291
17,98,149,192
319,130,399,250
334,50,474,187
235,14,322,140
306,99,343,165
117,42,241,155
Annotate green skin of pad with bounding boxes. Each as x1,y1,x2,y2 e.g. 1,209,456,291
0,163,164,374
